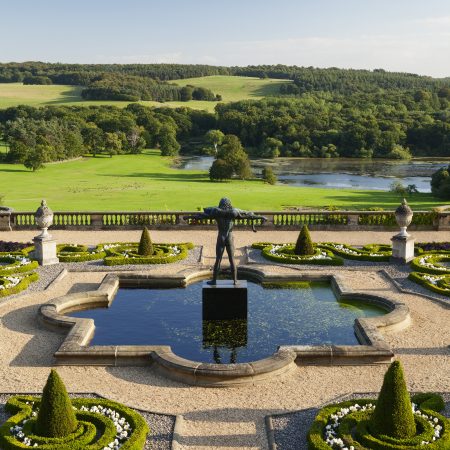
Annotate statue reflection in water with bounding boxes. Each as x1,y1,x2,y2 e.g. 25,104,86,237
184,197,267,284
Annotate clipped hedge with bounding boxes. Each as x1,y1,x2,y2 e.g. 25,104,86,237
102,242,194,266
318,242,391,261
56,244,106,262
0,395,149,450
410,254,450,275
308,394,450,450
0,255,38,276
0,273,39,298
259,244,344,265
408,272,450,297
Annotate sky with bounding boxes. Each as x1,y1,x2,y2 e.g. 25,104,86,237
1,0,450,77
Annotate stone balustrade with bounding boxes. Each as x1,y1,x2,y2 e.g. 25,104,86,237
0,210,448,231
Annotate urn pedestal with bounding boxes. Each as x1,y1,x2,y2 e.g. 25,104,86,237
390,198,415,264
33,235,59,266
391,234,415,264
33,200,59,266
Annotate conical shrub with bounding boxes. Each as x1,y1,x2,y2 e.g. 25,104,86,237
35,369,78,437
294,225,314,255
371,360,416,439
138,227,154,256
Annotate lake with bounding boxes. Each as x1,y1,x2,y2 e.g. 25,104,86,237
175,157,448,192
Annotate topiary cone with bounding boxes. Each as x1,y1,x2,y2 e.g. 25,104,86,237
35,369,78,437
294,225,314,255
138,227,154,256
371,360,416,439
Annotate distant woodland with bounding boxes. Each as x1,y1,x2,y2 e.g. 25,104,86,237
0,63,448,166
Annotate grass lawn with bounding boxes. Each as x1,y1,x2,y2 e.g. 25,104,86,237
0,76,292,112
0,150,442,212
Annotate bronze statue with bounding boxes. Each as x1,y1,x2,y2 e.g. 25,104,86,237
184,198,267,284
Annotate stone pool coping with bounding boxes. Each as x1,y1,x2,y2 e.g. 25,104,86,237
38,267,410,387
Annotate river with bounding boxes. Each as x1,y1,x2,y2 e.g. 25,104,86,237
174,157,448,193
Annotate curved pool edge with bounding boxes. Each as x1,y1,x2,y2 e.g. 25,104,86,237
38,267,409,386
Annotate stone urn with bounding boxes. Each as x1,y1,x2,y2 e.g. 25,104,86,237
35,200,54,238
394,198,413,237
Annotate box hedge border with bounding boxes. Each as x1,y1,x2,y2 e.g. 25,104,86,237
408,272,450,297
410,254,450,275
0,395,149,450
307,394,450,450
256,244,344,266
0,273,39,298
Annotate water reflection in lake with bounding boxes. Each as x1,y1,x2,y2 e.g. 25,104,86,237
175,156,448,192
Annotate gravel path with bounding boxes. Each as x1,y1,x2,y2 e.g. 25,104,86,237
0,393,175,450
270,392,450,450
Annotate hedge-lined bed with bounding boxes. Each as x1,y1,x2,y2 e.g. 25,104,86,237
410,254,450,275
408,272,450,297
416,242,450,255
0,395,149,449
101,242,194,266
0,254,38,275
0,272,39,298
318,243,392,261
252,243,344,265
57,244,106,262
308,393,450,450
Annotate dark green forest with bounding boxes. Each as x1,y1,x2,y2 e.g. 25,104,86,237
0,63,449,165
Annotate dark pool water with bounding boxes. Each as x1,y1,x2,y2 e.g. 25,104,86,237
70,281,385,364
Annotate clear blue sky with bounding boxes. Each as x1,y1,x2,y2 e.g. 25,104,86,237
1,0,449,77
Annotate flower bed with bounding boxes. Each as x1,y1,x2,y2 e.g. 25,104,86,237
102,242,194,266
57,244,106,262
252,243,343,265
0,273,39,298
410,254,450,275
0,241,33,253
318,243,391,261
416,242,450,255
408,272,450,297
0,395,149,449
308,394,450,449
0,255,38,276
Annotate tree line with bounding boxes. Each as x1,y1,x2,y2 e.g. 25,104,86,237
0,104,215,170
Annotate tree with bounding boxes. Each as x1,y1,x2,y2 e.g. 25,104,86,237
159,124,180,156
82,124,105,157
431,164,450,199
180,85,194,101
24,144,47,171
262,137,282,158
390,181,408,198
127,126,146,154
35,370,78,438
371,360,416,439
262,166,277,185
205,129,224,154
138,227,154,256
215,134,252,180
105,132,123,157
386,144,412,160
209,158,233,180
294,225,314,255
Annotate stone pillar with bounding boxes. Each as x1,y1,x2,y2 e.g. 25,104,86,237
33,235,59,266
0,213,12,231
391,234,415,264
390,198,414,264
33,200,59,266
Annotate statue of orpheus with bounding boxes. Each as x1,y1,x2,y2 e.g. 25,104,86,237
184,198,267,284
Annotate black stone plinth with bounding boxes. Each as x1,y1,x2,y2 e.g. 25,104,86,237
202,280,248,320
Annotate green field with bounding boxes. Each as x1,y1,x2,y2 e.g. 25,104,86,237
0,76,292,112
0,150,442,211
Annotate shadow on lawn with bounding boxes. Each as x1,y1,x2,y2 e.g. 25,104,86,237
100,172,212,183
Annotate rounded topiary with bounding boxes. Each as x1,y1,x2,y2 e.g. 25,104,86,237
34,369,78,438
294,225,314,255
370,360,416,439
138,227,154,256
